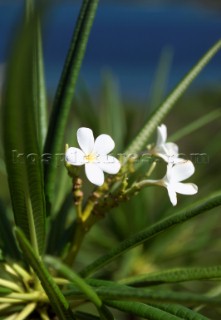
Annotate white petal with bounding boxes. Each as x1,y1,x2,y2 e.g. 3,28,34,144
163,163,173,183
156,152,178,164
154,142,179,162
85,163,104,186
97,155,121,174
174,182,198,195
65,147,85,166
167,185,177,206
170,160,195,182
156,124,167,146
77,127,94,155
165,142,179,157
94,134,115,155
173,157,187,164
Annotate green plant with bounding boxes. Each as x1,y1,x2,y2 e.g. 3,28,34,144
1,1,221,319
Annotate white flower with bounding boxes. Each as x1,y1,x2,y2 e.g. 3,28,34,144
151,124,179,163
65,127,121,186
148,160,198,206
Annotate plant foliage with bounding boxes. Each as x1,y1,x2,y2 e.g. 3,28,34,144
0,1,221,319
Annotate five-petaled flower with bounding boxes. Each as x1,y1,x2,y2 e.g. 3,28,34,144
151,124,179,163
147,160,198,206
65,127,121,186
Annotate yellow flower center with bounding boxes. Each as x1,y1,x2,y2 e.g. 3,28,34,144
85,153,96,163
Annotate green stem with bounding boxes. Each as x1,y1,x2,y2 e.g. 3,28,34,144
63,221,85,266
72,177,83,220
63,186,106,266
81,199,96,222
63,213,100,266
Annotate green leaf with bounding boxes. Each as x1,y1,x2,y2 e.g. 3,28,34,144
33,17,48,152
149,303,209,320
149,46,173,111
44,0,99,210
95,286,221,306
121,265,221,286
45,256,114,320
125,39,221,155
66,284,221,306
88,280,209,319
46,193,73,255
79,191,221,277
0,199,20,259
46,256,102,307
2,8,46,254
14,228,75,320
169,109,221,142
106,301,181,320
71,279,209,319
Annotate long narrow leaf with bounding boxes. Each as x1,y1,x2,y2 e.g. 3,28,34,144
121,265,221,286
46,256,114,320
3,9,46,254
76,279,209,319
0,199,20,259
169,109,221,142
89,281,209,319
33,17,48,151
106,301,182,320
15,228,75,320
149,46,173,111
95,287,221,306
66,285,221,306
149,303,209,320
80,190,221,277
44,0,99,210
46,193,73,255
125,39,221,155
46,256,102,307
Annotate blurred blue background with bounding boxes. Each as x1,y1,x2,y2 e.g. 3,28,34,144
0,0,221,101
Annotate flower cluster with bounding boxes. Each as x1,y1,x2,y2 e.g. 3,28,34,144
65,125,198,206
149,124,198,206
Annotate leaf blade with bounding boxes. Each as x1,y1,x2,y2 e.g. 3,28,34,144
0,199,20,259
79,191,221,277
3,11,46,254
121,265,221,286
15,228,75,320
44,0,99,210
46,256,114,320
106,301,182,320
149,303,209,320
